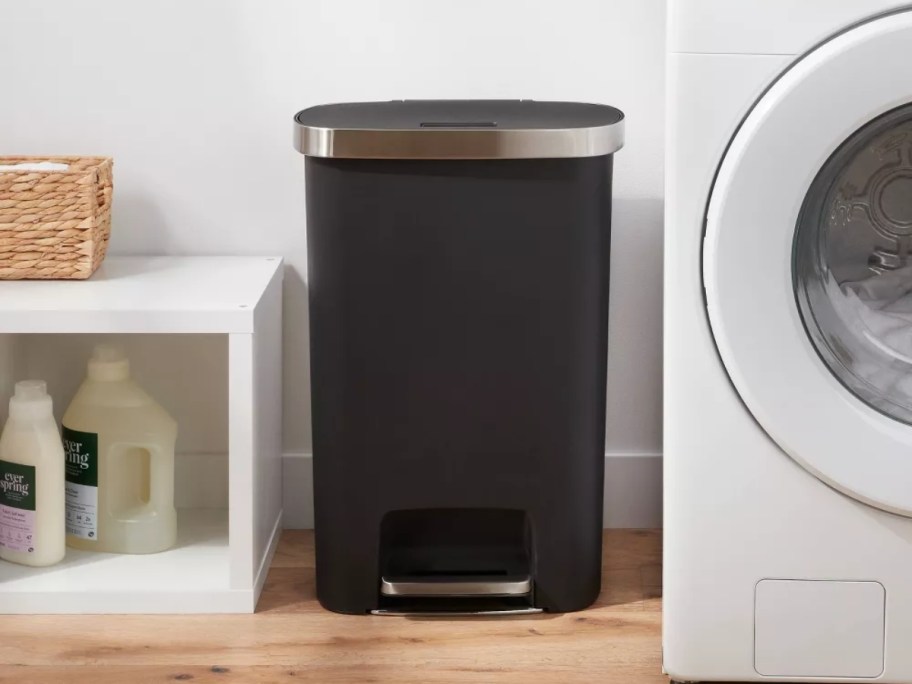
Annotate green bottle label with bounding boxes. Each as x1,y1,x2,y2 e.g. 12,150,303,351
63,426,99,540
0,460,36,511
0,459,37,553
63,426,98,487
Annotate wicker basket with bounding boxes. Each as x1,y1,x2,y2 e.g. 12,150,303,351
0,156,113,280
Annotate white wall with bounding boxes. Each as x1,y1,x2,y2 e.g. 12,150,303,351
0,0,665,519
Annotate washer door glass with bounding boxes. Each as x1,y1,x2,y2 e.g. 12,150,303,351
795,105,912,425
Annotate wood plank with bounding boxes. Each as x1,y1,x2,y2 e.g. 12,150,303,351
0,663,670,684
0,530,665,683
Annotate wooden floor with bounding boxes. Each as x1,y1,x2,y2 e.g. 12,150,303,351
0,530,664,684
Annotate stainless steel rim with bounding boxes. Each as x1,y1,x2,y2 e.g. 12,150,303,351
380,575,532,597
294,121,625,159
371,608,544,616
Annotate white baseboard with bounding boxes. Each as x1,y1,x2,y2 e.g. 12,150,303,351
282,452,315,529
602,452,663,528
282,452,662,530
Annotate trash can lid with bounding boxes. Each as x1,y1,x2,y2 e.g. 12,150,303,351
294,100,624,160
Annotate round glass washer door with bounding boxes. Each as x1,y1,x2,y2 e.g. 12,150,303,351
704,9,912,516
796,105,912,426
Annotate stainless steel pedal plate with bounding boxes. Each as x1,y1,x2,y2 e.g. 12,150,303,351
380,574,532,598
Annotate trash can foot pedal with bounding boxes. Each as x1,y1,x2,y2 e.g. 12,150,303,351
371,607,543,616
380,574,532,598
373,594,539,615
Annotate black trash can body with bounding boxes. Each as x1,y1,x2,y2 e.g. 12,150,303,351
295,101,624,615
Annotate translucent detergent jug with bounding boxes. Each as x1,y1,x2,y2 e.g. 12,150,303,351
0,381,65,567
63,345,178,554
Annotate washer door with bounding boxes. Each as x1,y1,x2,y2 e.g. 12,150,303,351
705,9,912,516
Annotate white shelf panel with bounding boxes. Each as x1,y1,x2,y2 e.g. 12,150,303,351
0,254,285,613
0,509,252,614
0,256,283,333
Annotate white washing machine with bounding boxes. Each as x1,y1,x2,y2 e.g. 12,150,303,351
665,1,912,682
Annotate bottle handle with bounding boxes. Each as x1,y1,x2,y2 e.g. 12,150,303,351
146,443,173,515
108,441,173,518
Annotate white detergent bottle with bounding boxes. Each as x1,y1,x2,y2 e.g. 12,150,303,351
0,380,66,567
63,345,178,554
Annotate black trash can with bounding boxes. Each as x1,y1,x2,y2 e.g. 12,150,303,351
294,100,624,615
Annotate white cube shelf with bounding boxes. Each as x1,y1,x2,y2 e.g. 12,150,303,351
0,256,284,613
